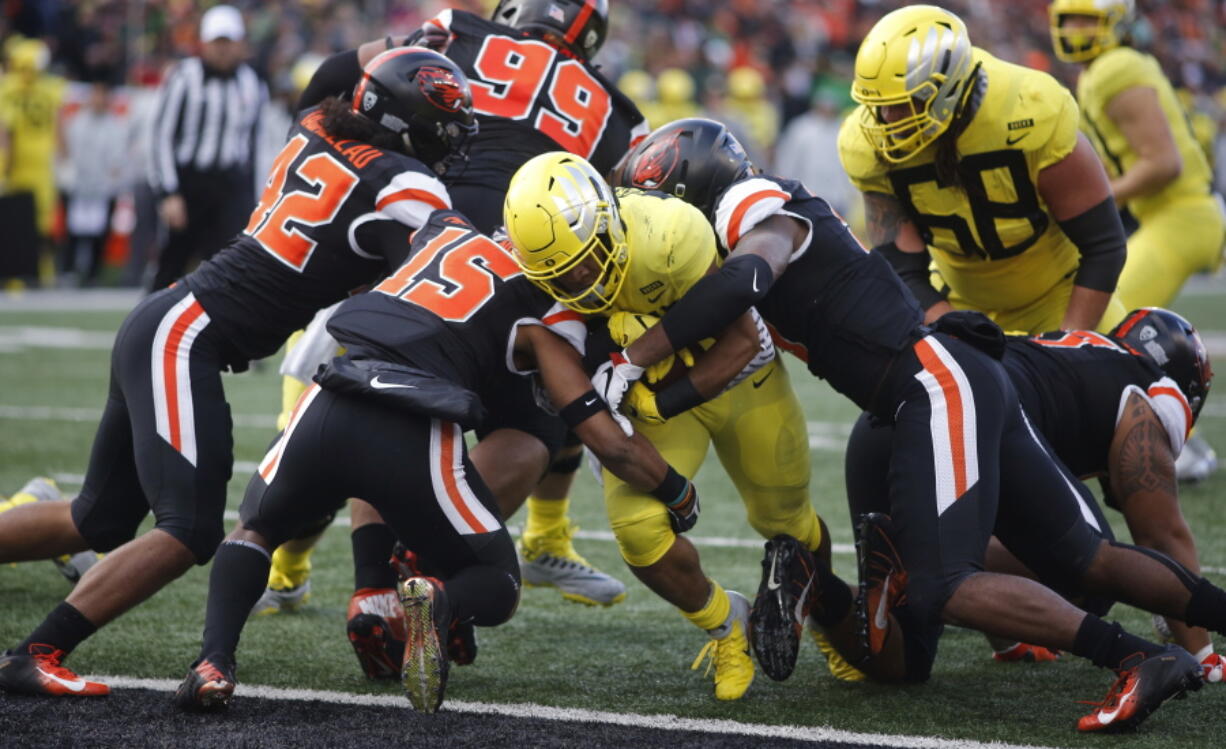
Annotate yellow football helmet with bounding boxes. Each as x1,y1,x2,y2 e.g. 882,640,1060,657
851,4,975,164
1049,0,1133,63
503,152,630,313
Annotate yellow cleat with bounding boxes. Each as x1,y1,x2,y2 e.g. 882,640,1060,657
691,591,755,700
251,557,312,616
810,626,866,682
519,524,626,607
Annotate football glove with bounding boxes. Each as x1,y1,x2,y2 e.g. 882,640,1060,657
624,382,666,425
666,479,700,534
591,351,644,417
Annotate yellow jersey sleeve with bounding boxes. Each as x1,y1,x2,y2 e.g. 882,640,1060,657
612,188,718,316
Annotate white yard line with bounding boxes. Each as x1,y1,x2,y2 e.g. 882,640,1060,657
91,675,1061,749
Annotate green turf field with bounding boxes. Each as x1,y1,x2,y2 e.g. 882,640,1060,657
1,288,1223,747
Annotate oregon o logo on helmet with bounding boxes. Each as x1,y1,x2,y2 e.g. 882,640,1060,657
417,66,466,112
631,132,680,190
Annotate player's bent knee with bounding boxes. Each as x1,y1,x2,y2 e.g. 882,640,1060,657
158,518,225,565
613,513,676,568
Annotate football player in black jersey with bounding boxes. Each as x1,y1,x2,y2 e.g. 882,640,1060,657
846,308,1223,683
605,119,1224,731
174,211,702,714
261,0,648,630
0,48,477,699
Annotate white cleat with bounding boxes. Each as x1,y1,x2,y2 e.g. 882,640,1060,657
519,525,627,607
1176,435,1218,484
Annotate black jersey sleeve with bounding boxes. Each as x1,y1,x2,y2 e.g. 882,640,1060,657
298,49,362,111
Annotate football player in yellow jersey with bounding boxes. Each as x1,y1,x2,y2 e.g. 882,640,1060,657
1050,0,1224,311
0,38,65,284
838,5,1130,335
503,152,831,700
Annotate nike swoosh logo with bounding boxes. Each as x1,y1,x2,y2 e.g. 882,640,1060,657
766,550,781,591
1005,132,1030,146
370,376,418,390
751,268,760,293
874,572,891,631
752,368,774,388
37,668,86,692
1097,678,1140,724
793,572,814,623
584,397,598,407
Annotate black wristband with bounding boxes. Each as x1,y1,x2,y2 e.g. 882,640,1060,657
649,466,689,507
874,241,948,310
1059,196,1127,293
558,389,605,429
654,376,705,419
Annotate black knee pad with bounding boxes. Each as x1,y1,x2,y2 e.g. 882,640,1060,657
547,444,584,474
158,517,225,565
294,509,338,541
70,493,147,553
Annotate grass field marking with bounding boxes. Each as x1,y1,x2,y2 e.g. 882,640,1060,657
90,675,1062,749
0,325,116,351
0,404,278,429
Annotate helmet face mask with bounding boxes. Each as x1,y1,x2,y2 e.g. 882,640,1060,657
1049,0,1134,63
504,153,630,313
609,118,755,219
353,48,478,174
852,5,974,164
1110,308,1214,422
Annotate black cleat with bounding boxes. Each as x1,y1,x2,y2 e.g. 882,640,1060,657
749,534,816,681
175,654,236,712
1078,645,1204,732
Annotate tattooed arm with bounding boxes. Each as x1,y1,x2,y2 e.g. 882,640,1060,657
1107,390,1210,651
863,191,952,322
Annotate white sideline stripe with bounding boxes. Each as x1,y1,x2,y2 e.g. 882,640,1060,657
90,675,1059,749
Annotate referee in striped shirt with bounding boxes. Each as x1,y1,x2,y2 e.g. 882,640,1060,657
147,5,267,291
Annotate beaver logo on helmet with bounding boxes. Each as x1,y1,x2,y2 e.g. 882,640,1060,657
630,132,681,191
417,67,468,112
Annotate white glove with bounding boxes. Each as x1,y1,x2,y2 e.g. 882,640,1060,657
591,350,644,416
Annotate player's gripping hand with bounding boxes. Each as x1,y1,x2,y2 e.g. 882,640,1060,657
591,351,644,415
623,382,665,426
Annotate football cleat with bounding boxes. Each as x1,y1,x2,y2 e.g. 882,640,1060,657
749,534,815,681
1201,652,1225,684
1175,435,1218,484
519,524,627,607
993,642,1062,663
0,644,109,697
856,513,908,658
398,576,451,713
448,618,478,666
691,590,755,700
807,623,867,682
251,580,311,616
1077,645,1204,732
1151,613,1175,644
346,587,407,680
174,655,236,712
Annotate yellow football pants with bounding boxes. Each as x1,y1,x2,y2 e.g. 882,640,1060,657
947,273,1128,334
1116,196,1226,310
604,356,820,567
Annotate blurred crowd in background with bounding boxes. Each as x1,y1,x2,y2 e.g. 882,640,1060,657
1,0,1224,287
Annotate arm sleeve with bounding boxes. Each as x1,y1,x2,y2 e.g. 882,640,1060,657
658,253,773,350
297,49,362,111
874,241,949,310
1059,196,1127,293
147,62,189,197
351,217,415,269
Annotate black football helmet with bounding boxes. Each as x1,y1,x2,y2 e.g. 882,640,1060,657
491,0,609,59
1110,307,1214,420
609,118,755,220
352,47,477,175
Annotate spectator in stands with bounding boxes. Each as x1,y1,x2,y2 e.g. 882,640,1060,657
772,82,856,219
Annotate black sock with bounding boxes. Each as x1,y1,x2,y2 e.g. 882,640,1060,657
1185,578,1226,632
352,523,397,591
19,602,97,655
810,562,855,628
1072,614,1164,669
200,541,271,661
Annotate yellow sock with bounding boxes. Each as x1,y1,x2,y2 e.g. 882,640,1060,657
270,545,314,589
682,579,731,633
523,496,570,541
799,513,824,555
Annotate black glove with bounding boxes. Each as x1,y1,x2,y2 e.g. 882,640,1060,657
666,480,700,534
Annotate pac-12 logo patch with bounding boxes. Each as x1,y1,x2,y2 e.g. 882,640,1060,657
630,132,681,190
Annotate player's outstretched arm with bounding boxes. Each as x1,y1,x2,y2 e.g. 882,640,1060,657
1037,132,1127,331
